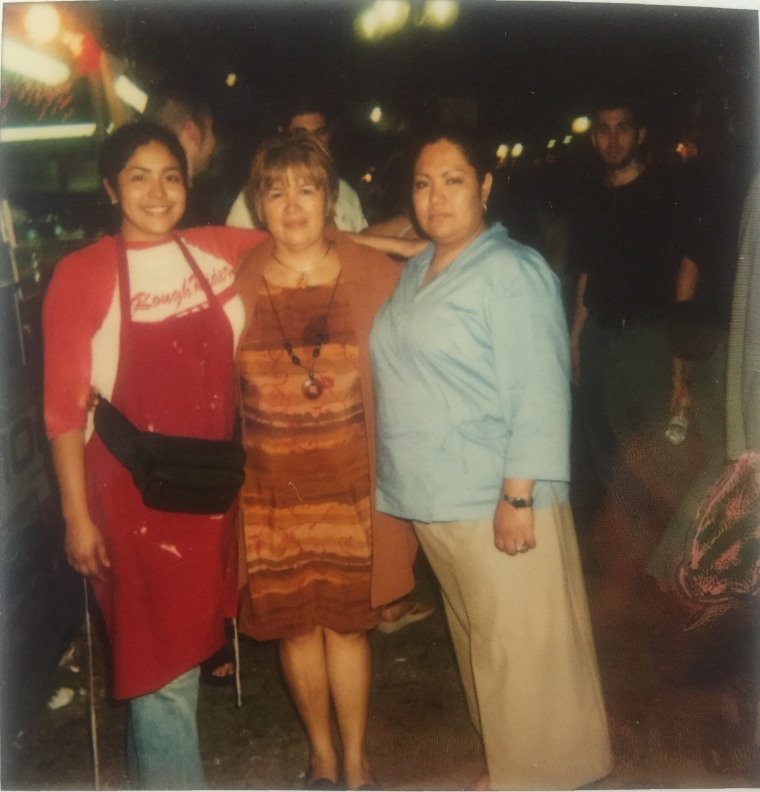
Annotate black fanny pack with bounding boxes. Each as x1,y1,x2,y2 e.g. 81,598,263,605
94,395,245,514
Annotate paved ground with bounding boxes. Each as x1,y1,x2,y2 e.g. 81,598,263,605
3,541,759,791
4,416,760,791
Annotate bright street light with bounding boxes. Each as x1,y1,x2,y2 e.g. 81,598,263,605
419,0,459,29
1,123,97,143
24,4,61,45
571,116,591,134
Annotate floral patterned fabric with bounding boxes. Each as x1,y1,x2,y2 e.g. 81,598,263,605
679,449,760,601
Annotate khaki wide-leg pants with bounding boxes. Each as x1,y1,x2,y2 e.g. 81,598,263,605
414,496,612,790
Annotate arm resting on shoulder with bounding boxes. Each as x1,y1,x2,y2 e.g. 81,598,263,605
351,232,429,260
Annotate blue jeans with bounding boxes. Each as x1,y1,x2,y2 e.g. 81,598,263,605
126,666,206,790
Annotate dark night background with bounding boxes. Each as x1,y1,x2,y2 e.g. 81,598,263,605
2,1,759,228
95,1,760,219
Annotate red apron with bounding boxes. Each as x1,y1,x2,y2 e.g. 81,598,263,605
86,237,238,699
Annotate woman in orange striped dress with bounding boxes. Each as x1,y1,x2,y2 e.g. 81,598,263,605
234,133,418,791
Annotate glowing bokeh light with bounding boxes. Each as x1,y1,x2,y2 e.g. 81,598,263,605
511,142,524,158
370,106,383,123
375,0,410,33
2,39,71,85
355,7,383,40
24,4,61,45
547,139,557,149
356,0,411,40
563,135,573,145
419,0,459,30
676,140,698,161
226,73,237,87
571,116,591,134
496,143,509,159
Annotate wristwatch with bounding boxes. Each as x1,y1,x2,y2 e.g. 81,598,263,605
502,493,534,508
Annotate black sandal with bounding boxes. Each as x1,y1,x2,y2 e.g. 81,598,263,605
200,645,235,687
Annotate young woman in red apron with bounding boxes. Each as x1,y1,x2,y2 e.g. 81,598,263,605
43,122,264,788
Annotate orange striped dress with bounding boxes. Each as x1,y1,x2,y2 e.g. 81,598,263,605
237,277,380,640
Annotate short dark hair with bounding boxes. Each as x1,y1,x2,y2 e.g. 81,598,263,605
144,89,213,136
408,125,492,184
246,132,339,229
99,121,189,191
591,92,646,130
280,95,331,129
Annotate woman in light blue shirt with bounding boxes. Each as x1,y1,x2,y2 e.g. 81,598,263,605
369,128,612,790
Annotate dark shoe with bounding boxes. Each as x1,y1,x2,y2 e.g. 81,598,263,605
305,778,339,790
200,645,235,687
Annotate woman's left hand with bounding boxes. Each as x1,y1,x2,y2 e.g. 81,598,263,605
493,498,536,555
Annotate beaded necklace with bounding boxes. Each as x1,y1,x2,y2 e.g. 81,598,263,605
263,271,342,400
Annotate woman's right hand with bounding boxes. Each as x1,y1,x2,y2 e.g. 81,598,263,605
51,430,110,581
65,516,111,582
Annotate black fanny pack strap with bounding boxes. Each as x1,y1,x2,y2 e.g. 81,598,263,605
93,395,141,473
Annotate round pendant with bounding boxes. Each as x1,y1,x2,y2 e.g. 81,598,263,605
302,375,324,400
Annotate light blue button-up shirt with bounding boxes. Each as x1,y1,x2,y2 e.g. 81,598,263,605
370,223,571,522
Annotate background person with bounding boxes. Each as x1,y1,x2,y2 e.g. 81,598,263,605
226,98,367,233
144,88,220,226
234,132,418,790
143,88,216,184
369,128,612,790
566,94,703,595
567,95,698,495
43,122,265,788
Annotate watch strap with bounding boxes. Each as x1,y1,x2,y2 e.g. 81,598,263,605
502,493,534,508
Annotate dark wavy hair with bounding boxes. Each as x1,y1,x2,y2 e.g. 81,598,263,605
99,121,189,193
407,125,492,185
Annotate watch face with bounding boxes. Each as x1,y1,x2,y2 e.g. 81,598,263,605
504,494,533,508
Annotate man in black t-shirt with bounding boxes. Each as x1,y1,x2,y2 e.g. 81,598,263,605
568,99,697,489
